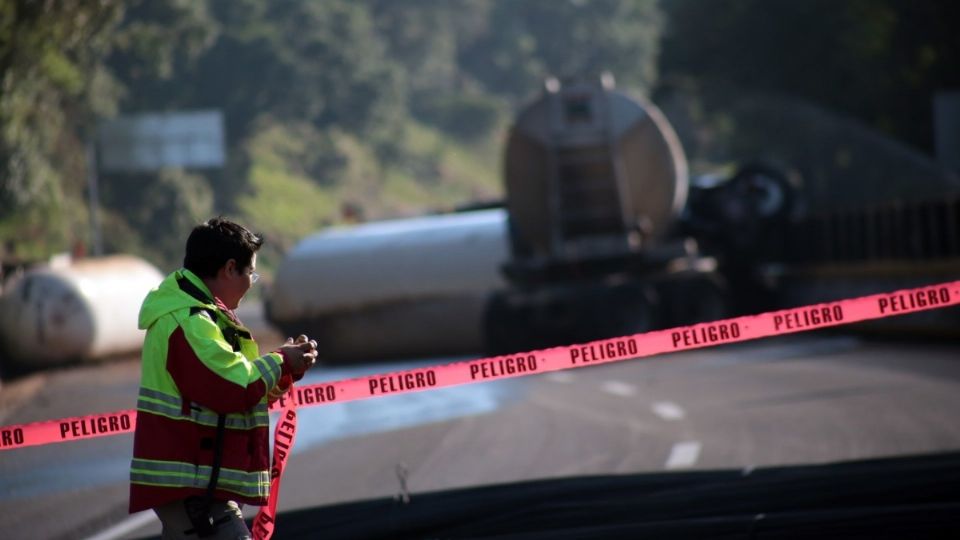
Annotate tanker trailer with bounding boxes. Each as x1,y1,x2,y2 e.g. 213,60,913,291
0,255,164,373
484,75,727,354
266,210,510,362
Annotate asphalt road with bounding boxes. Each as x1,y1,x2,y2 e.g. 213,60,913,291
1,303,959,540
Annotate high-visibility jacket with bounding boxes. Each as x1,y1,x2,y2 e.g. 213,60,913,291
129,269,291,513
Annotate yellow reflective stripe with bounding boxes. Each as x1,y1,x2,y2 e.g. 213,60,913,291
129,474,269,499
136,398,181,418
136,402,269,429
136,388,269,429
140,387,180,406
131,458,269,498
253,353,281,390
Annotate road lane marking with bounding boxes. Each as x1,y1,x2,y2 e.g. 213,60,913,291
665,441,701,469
602,381,636,397
84,510,156,540
652,401,686,420
530,393,650,433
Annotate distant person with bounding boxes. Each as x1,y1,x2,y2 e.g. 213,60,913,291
340,201,365,223
71,238,87,260
129,217,318,539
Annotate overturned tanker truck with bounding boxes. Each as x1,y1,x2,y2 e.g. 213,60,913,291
482,74,805,354
266,75,797,361
266,75,959,362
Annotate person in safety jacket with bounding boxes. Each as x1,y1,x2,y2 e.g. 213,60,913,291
129,217,318,539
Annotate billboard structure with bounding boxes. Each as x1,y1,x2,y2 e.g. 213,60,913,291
97,110,225,173
87,110,225,255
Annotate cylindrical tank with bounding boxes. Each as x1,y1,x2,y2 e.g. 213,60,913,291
267,209,510,361
504,76,688,260
0,255,164,371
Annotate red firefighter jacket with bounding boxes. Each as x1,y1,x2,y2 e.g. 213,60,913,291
129,269,291,512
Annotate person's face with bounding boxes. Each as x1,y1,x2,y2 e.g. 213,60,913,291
221,253,258,309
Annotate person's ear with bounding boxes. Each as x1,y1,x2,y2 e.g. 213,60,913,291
224,258,238,277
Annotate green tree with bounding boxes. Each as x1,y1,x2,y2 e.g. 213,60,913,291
0,0,125,255
659,0,960,152
106,0,218,110
0,0,697,267
176,0,405,144
100,168,214,269
459,0,663,101
366,0,503,142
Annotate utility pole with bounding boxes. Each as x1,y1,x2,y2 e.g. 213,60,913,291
85,140,104,256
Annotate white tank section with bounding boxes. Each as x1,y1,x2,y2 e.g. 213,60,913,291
267,209,510,361
0,255,164,370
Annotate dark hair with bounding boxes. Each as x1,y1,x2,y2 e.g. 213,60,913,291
183,217,263,278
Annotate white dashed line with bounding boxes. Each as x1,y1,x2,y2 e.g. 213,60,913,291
546,371,575,383
665,441,702,469
601,381,636,397
652,401,686,420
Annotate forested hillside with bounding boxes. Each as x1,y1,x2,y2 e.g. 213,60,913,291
1,0,957,274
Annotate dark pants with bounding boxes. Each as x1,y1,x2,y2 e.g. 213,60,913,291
154,499,252,540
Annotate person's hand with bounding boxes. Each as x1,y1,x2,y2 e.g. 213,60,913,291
279,334,318,378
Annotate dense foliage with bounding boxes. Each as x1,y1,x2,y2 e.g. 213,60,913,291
0,0,125,257
660,0,960,152
0,0,957,272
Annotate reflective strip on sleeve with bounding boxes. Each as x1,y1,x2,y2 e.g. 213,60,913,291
253,353,281,391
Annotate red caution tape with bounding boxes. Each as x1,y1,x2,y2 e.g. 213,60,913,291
0,409,137,451
252,388,298,540
2,280,959,451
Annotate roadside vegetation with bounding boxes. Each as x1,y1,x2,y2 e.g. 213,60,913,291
1,0,956,276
